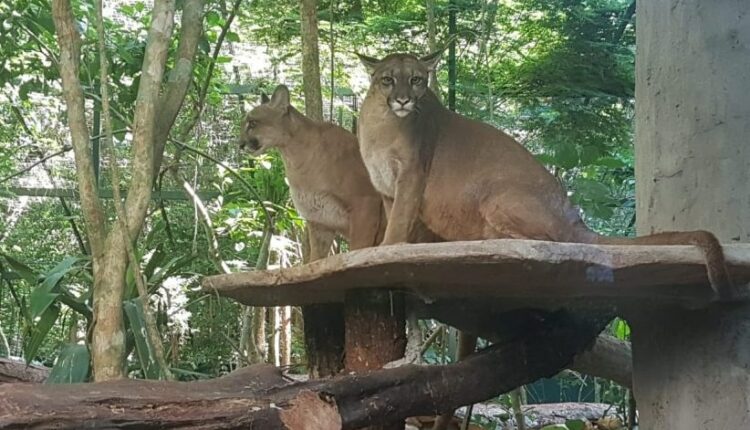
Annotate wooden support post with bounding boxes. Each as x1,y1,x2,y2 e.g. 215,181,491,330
303,304,345,377
633,0,750,427
344,289,406,430
344,290,406,372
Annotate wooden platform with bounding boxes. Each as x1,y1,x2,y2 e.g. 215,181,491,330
202,240,750,307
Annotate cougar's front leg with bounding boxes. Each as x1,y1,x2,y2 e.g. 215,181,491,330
348,197,385,250
306,222,336,262
381,165,426,245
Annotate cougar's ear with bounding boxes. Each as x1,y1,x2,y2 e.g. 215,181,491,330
356,53,381,75
269,85,290,111
260,92,270,104
419,49,444,71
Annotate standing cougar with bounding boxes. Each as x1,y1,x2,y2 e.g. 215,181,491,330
239,85,385,259
357,52,738,300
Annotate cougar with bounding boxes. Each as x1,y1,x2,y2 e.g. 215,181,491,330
239,84,385,259
239,85,440,374
357,52,739,301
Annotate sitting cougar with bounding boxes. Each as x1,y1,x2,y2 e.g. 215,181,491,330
239,85,385,259
357,52,737,300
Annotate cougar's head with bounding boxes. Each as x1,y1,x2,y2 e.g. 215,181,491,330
357,51,442,118
239,85,293,155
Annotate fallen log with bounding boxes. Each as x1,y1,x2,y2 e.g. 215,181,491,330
0,358,49,384
0,310,609,429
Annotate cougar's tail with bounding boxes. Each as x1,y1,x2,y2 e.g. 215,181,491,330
592,230,738,301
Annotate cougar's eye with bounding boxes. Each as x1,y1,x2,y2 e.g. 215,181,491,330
410,76,424,85
246,119,258,130
381,76,394,85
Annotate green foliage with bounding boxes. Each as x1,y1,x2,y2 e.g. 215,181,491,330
124,298,168,379
47,344,90,384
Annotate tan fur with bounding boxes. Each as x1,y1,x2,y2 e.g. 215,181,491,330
357,53,738,300
239,85,384,258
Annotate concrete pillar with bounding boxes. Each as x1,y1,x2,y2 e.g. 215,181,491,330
633,0,750,428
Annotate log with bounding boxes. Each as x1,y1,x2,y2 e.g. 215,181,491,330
413,299,632,388
569,334,632,389
0,310,609,429
202,240,750,308
0,358,49,384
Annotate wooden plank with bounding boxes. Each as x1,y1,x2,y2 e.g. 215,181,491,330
202,240,750,307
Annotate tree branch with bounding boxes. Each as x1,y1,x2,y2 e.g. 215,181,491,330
152,0,206,176
170,138,274,226
0,146,72,184
123,0,177,240
51,0,106,257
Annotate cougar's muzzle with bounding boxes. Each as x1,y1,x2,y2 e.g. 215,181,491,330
239,136,262,153
388,96,416,118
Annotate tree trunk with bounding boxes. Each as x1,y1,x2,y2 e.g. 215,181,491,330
632,1,750,428
425,0,441,98
239,307,260,363
91,240,129,380
241,226,273,364
253,307,268,362
299,0,324,121
53,0,179,381
271,307,281,366
446,0,457,111
280,306,292,366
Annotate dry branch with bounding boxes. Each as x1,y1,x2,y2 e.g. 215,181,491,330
0,310,608,429
569,334,632,388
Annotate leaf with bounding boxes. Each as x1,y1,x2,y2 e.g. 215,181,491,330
593,156,627,169
2,254,40,283
540,425,570,430
198,36,210,54
613,318,631,340
205,10,222,27
565,419,587,430
47,344,90,384
29,291,60,320
143,244,166,280
554,142,579,169
24,304,60,364
42,256,82,291
150,255,191,285
225,31,240,43
29,256,82,319
124,298,166,380
575,178,613,203
578,145,603,166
